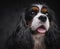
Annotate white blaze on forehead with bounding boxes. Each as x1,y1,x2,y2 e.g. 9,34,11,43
32,4,43,11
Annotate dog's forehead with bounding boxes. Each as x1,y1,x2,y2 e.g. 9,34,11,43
32,4,43,10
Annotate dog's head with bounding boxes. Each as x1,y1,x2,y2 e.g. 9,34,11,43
21,3,56,35
13,3,60,49
19,4,55,34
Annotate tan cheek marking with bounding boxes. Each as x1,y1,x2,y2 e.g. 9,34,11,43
27,20,32,27
28,21,32,26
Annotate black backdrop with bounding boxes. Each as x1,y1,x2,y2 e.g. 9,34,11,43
0,0,60,49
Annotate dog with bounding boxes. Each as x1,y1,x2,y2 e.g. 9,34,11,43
6,3,60,49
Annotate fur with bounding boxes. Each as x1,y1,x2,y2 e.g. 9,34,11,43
6,3,60,49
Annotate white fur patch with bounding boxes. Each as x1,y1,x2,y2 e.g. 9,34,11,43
31,4,50,31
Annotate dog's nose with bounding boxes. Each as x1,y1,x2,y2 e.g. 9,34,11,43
38,16,47,22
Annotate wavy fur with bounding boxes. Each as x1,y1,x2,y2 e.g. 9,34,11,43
6,3,60,49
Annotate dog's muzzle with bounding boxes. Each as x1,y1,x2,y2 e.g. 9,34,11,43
30,14,50,34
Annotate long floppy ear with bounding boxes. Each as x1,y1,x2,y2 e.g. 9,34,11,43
15,8,30,33
6,8,34,49
18,9,27,27
45,8,60,49
48,7,58,30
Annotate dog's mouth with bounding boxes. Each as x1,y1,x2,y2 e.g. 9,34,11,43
36,25,46,34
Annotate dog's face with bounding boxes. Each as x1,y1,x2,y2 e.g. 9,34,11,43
25,3,54,34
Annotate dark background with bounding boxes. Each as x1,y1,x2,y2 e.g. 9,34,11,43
0,0,60,49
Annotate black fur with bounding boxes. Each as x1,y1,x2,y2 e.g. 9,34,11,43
6,3,60,49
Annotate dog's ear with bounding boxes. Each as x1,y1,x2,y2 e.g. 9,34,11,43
17,8,28,28
45,8,60,49
48,7,58,29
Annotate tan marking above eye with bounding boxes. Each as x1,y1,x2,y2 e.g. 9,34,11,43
32,6,39,12
41,7,48,13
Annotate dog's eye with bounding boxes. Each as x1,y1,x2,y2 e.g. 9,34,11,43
31,6,39,15
41,7,48,14
31,11,37,15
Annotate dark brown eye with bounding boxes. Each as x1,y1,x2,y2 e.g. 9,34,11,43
31,6,39,15
41,7,48,14
31,11,35,15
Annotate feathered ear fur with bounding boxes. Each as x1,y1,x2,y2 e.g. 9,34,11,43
6,9,34,49
45,8,60,49
6,4,60,49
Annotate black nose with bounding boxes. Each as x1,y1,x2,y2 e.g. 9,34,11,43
38,16,47,22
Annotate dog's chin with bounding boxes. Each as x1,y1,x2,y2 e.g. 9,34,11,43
31,25,47,34
36,25,47,34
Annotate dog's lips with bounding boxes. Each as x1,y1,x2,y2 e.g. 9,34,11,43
36,25,46,34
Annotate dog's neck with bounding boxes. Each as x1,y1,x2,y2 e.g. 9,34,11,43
32,33,46,49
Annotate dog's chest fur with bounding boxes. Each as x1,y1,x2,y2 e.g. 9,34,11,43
32,34,46,49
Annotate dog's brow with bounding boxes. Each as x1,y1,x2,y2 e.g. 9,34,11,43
32,6,39,12
41,7,48,13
